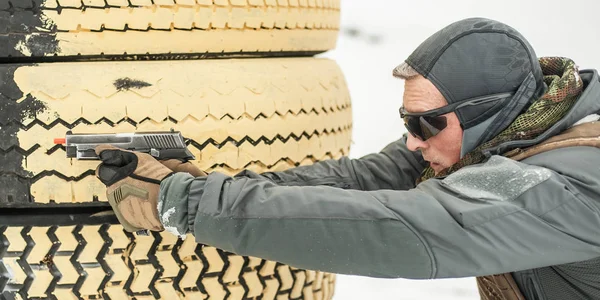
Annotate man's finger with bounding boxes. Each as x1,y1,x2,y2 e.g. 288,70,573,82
99,150,128,166
95,145,138,168
160,159,183,170
95,163,126,186
95,144,121,156
159,159,207,177
178,162,208,177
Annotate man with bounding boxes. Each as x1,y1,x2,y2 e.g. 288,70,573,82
95,18,600,299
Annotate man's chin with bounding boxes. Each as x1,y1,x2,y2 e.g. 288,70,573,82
430,162,443,174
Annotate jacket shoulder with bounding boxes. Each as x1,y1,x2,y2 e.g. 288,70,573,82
521,146,600,209
521,145,600,177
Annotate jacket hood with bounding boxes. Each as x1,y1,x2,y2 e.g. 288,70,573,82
485,69,600,156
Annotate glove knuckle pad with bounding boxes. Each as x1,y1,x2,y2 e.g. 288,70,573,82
107,184,149,205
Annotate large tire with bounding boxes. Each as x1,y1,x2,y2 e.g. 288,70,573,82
0,57,352,205
1,0,340,60
0,57,351,299
0,225,337,299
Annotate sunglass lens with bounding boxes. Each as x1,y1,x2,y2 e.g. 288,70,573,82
419,116,447,140
400,107,448,141
404,116,424,139
404,123,418,138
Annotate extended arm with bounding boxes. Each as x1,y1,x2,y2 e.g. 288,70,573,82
159,147,600,279
238,135,426,191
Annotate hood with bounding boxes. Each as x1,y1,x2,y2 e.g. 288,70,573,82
485,69,600,156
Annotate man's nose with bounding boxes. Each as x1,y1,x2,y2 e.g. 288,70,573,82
406,133,427,151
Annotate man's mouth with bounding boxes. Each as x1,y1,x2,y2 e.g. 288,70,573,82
422,155,441,169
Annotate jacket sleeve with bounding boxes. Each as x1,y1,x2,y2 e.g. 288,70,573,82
158,146,600,279
234,134,426,191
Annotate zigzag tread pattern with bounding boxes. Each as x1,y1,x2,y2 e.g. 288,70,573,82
0,225,336,299
0,58,353,204
1,123,351,176
3,106,352,151
1,104,351,129
2,125,351,155
26,149,347,204
0,105,350,128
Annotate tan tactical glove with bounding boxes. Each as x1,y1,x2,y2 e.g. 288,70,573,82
159,159,207,177
95,145,174,233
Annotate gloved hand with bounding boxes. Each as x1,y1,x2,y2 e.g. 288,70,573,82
95,145,174,233
159,159,207,177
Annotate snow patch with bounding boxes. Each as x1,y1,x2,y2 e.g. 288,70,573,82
14,39,32,57
164,226,187,240
38,12,56,32
159,204,187,240
573,114,600,126
162,207,176,224
442,156,551,202
13,11,57,56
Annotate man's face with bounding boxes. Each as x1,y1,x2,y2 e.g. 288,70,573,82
403,76,463,174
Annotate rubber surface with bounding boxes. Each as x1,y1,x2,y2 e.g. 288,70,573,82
0,224,337,299
0,56,350,299
1,0,340,60
0,57,352,205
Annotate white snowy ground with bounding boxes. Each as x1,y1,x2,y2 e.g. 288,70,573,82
319,0,600,299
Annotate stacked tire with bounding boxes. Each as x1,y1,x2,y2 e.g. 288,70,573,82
0,1,351,299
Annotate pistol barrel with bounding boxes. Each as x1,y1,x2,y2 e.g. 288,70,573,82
59,131,196,161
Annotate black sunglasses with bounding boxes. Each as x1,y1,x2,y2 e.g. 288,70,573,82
399,92,514,141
